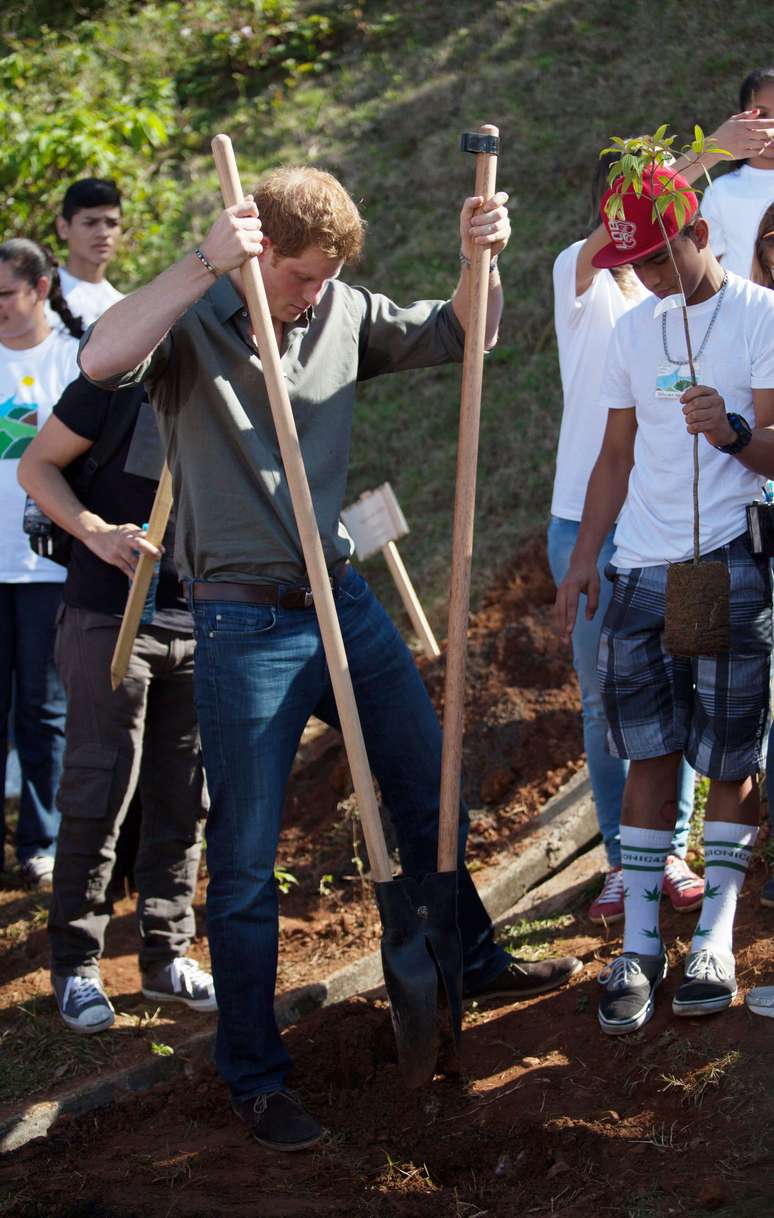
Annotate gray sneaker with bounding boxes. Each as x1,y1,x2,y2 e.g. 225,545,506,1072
141,956,218,1013
745,986,774,1018
598,951,667,1035
19,855,54,889
672,947,736,1016
52,974,116,1034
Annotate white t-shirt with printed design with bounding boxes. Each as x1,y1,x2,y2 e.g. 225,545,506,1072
600,272,774,568
551,241,649,521
0,330,80,582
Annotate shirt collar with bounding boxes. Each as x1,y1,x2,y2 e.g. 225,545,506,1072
209,275,245,323
206,273,318,329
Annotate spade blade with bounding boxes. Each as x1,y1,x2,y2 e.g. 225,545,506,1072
375,871,463,1089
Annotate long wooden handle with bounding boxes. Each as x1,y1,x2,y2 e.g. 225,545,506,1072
211,134,391,883
381,541,440,660
110,463,173,690
437,125,499,872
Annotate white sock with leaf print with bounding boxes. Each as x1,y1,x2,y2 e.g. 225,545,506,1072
620,826,672,956
691,821,756,957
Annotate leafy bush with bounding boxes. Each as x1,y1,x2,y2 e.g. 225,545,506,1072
0,0,390,286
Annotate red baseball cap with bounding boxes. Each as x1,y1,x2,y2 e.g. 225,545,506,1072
592,166,698,269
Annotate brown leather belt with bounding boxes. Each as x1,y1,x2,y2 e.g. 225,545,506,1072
191,562,350,611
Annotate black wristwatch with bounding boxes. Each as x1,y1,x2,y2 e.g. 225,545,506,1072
715,412,752,454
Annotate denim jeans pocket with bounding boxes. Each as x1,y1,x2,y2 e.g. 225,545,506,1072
194,603,278,640
337,567,368,605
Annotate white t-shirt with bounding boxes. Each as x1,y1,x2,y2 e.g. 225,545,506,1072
700,165,774,278
551,241,649,520
56,268,123,329
601,272,774,568
0,330,80,582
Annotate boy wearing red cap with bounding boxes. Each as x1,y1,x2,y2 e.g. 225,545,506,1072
556,167,774,1034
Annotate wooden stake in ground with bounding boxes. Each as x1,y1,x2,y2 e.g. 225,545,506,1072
110,463,173,689
341,483,440,659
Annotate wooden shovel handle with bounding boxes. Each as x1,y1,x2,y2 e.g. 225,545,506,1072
211,134,392,883
110,462,173,689
438,125,499,872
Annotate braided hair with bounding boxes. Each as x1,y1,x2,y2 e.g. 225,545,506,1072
0,238,85,339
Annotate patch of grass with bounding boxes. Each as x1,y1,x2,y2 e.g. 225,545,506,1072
500,913,575,961
659,1048,742,1108
0,996,123,1104
376,1155,439,1194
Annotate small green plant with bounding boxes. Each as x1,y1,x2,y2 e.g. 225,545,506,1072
150,1041,174,1057
318,872,334,897
274,865,299,895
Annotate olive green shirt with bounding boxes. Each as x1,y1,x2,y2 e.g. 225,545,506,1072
80,275,465,583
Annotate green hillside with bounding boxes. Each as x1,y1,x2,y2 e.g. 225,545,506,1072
2,0,767,630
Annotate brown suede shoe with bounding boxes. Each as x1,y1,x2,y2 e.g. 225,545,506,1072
232,1090,322,1151
467,954,583,1001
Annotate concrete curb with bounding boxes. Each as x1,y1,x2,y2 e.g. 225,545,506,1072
1,768,598,1154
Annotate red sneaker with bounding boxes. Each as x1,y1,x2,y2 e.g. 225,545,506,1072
662,854,704,913
588,867,625,925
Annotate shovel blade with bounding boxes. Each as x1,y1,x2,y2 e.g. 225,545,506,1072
376,871,463,1089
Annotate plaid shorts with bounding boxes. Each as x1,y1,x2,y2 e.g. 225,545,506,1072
598,533,772,780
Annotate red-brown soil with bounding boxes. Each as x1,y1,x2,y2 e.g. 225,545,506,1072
2,541,772,1217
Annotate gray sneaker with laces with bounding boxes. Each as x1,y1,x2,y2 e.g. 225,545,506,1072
141,956,218,1012
598,950,667,1035
52,973,116,1034
672,947,736,1016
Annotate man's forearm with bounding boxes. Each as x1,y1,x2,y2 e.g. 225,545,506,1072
729,428,774,480
80,252,216,383
18,456,109,543
573,451,631,563
451,266,504,348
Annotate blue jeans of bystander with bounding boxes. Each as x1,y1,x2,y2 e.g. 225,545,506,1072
547,517,695,866
0,583,66,864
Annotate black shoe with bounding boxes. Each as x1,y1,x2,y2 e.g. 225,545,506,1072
598,950,667,1036
467,954,582,1002
232,1090,321,1151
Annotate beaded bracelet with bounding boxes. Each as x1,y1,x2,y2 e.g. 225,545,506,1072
194,246,219,277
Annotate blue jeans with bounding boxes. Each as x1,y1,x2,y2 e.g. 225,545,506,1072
191,565,507,1101
0,584,66,864
547,517,695,865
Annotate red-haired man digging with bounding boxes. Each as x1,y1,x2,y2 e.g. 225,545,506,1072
79,164,581,1149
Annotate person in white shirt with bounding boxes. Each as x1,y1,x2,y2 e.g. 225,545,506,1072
700,67,774,278
54,179,124,328
555,167,774,1035
0,239,82,887
548,113,770,926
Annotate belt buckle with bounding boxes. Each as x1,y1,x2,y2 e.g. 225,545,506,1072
303,589,314,608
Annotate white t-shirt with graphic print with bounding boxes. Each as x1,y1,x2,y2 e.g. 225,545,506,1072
600,272,774,568
551,241,649,520
0,330,80,582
